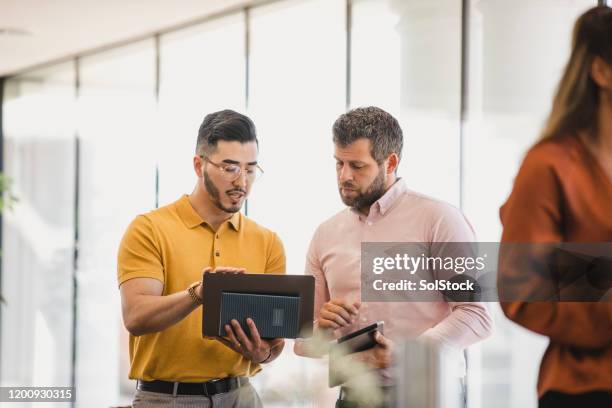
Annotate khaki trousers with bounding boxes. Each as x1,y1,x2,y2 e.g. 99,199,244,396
132,383,263,408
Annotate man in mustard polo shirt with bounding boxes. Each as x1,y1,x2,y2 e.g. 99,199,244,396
117,109,285,407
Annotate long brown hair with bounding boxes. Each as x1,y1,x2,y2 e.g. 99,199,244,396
540,6,612,141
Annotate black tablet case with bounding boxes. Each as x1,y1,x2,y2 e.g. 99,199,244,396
202,272,315,339
219,292,300,338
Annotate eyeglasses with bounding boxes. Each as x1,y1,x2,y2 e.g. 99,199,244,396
200,155,264,182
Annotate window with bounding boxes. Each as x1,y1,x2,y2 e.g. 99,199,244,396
352,0,463,206
158,13,246,206
463,2,595,407
247,0,345,405
2,63,76,388
76,40,156,406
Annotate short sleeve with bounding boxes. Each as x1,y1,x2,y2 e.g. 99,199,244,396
265,232,286,274
117,215,165,287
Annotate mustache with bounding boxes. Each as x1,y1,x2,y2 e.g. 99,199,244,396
226,188,247,195
340,182,358,189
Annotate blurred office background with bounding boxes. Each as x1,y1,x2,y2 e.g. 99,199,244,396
1,0,609,407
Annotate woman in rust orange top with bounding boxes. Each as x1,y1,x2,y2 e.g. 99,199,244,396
499,5,612,408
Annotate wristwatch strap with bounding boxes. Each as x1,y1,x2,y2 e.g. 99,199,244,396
188,281,203,305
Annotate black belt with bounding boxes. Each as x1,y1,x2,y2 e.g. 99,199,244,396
137,377,249,396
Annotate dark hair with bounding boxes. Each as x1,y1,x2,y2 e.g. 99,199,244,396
196,109,258,155
541,5,612,141
332,106,403,163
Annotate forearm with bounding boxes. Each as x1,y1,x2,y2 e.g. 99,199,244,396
124,289,198,336
293,338,326,358
293,339,315,358
418,303,493,348
293,320,331,358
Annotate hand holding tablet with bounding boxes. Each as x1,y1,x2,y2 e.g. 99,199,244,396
329,321,387,387
215,317,284,364
332,321,385,354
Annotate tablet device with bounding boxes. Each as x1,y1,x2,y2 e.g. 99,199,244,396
329,321,384,387
202,272,315,339
334,321,384,354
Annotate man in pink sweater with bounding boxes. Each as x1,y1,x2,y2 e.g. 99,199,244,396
295,107,492,408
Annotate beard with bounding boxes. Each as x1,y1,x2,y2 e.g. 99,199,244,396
203,170,244,214
339,166,387,211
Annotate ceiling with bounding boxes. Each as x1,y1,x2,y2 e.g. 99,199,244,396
0,0,266,77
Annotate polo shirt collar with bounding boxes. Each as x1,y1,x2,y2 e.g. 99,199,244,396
228,212,241,231
176,194,242,231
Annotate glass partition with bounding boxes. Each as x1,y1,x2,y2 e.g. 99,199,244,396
1,63,76,397
463,1,596,407
76,40,156,406
158,12,246,207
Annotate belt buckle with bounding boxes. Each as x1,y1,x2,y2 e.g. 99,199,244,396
201,381,211,397
202,378,224,397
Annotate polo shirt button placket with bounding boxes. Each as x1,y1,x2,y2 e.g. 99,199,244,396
214,232,220,257
214,231,221,258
